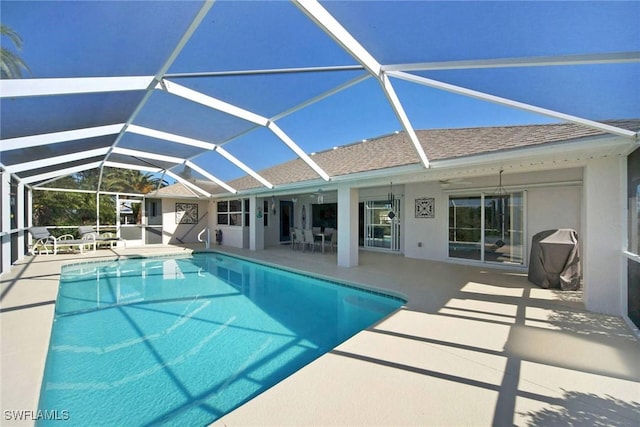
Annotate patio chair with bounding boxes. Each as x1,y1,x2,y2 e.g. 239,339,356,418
302,229,316,253
329,230,337,252
78,226,123,249
29,227,96,255
291,228,304,250
28,227,56,255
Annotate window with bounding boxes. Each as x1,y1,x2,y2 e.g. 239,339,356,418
263,200,269,226
449,192,524,265
217,200,242,226
244,199,250,227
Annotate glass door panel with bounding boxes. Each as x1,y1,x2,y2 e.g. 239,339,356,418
450,193,524,265
145,198,163,244
509,192,524,264
483,193,524,264
364,200,400,251
449,196,482,260
119,197,143,245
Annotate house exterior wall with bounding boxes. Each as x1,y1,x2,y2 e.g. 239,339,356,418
204,162,629,318
526,186,581,240
264,198,280,247
403,168,584,265
583,156,625,315
214,226,244,248
161,198,209,245
403,181,449,261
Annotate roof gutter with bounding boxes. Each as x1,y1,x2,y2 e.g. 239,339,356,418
429,133,637,171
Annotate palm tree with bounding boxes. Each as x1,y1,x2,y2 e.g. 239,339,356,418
99,169,167,224
102,169,167,194
1,24,30,79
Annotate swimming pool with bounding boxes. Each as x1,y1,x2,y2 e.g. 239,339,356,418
38,253,404,426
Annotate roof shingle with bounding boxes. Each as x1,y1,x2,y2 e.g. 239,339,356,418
158,119,640,196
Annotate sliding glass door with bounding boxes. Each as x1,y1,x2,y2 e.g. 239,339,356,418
449,192,524,265
364,200,400,251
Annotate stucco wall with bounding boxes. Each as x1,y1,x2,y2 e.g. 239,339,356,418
161,198,209,245
403,168,584,265
582,156,625,315
403,182,449,261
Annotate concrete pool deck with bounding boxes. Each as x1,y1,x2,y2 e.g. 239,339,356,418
1,244,639,426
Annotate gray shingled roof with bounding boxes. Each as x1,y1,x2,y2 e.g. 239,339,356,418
157,119,640,197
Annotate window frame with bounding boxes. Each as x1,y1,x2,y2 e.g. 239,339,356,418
217,200,243,227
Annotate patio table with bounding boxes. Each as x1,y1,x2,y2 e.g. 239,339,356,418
314,233,331,253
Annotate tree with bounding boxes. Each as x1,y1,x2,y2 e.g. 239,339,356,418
32,169,167,230
102,169,167,194
1,24,30,79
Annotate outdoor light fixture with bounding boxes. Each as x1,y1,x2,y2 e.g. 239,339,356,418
388,182,396,219
494,169,507,196
494,170,507,248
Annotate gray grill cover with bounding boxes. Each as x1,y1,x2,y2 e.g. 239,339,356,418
528,229,581,290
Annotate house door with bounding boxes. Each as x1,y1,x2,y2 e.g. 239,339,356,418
363,199,400,251
145,198,163,244
279,200,293,242
118,196,143,247
448,192,524,265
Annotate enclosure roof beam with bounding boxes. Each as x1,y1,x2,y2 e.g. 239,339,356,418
0,124,124,152
382,51,640,72
184,160,237,194
160,80,330,182
161,79,269,126
294,0,380,76
5,148,111,174
0,76,153,98
267,121,330,181
127,124,273,189
21,161,103,185
295,0,429,168
111,147,185,165
387,70,637,138
97,0,215,193
165,170,212,198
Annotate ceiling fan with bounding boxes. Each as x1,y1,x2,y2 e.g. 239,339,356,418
439,178,473,187
307,189,324,203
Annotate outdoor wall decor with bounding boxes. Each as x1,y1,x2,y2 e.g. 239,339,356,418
176,202,198,224
415,197,435,218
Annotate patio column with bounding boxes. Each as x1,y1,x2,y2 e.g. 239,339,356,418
582,156,625,316
337,185,358,267
16,181,25,260
1,172,10,274
249,195,264,251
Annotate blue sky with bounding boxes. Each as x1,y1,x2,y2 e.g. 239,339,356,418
2,1,639,182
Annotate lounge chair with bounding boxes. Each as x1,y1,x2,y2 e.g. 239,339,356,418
78,226,124,249
29,227,96,255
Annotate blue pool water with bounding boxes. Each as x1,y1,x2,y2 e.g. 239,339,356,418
38,253,403,426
